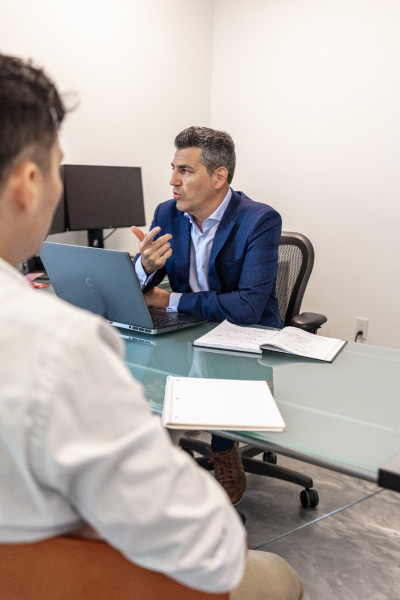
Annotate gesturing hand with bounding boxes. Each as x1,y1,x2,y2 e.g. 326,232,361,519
131,226,172,275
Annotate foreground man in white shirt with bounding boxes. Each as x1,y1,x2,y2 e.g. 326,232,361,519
0,53,304,600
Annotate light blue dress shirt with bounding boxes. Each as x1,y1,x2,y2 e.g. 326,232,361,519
135,189,232,312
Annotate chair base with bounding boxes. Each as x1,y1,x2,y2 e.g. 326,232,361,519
179,437,319,509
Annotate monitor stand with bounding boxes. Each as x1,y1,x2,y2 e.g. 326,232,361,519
88,228,104,248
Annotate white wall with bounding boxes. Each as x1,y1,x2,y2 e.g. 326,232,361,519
2,0,399,349
212,0,400,349
0,0,214,253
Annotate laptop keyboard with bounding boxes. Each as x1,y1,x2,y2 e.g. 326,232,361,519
152,315,191,328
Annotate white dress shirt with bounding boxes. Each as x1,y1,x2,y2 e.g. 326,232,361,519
0,257,246,593
135,189,232,311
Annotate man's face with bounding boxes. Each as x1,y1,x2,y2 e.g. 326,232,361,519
34,139,63,254
169,147,218,220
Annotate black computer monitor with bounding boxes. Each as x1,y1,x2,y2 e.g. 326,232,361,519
63,165,146,247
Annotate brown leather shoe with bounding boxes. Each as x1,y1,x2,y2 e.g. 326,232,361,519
208,443,246,504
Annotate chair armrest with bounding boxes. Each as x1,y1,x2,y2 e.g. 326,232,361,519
288,312,327,333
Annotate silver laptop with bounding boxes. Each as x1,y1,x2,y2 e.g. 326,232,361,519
40,242,206,334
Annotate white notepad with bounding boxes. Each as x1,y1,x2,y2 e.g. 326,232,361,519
162,376,286,431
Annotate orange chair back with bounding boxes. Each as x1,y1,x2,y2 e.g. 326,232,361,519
0,536,229,600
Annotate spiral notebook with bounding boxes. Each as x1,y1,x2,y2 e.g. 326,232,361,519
162,376,286,431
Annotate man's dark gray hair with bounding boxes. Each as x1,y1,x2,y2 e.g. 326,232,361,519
175,126,236,185
0,53,66,189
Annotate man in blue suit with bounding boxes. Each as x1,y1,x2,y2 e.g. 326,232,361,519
132,126,283,504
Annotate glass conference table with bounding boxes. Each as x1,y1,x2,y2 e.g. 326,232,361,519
119,322,400,492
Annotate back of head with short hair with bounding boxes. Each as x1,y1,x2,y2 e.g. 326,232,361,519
174,126,236,185
0,54,66,189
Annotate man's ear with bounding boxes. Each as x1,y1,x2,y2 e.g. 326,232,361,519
9,161,40,213
214,166,229,189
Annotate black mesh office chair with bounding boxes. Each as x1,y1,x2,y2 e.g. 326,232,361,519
275,232,326,332
179,232,327,509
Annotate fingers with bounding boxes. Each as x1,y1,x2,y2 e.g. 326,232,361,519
136,226,171,249
131,225,145,242
147,229,172,252
162,248,172,260
135,226,173,275
141,240,172,272
132,225,170,248
140,226,160,244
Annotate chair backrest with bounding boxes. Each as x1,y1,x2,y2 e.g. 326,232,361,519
0,536,229,600
276,231,315,326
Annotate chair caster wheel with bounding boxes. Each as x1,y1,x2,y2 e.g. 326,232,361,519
300,488,319,508
263,451,277,464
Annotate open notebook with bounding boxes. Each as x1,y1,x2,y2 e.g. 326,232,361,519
194,320,347,363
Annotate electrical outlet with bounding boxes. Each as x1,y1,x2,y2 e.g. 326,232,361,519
355,317,369,342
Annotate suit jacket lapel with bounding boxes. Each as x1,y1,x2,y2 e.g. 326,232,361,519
173,214,192,292
208,192,241,290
